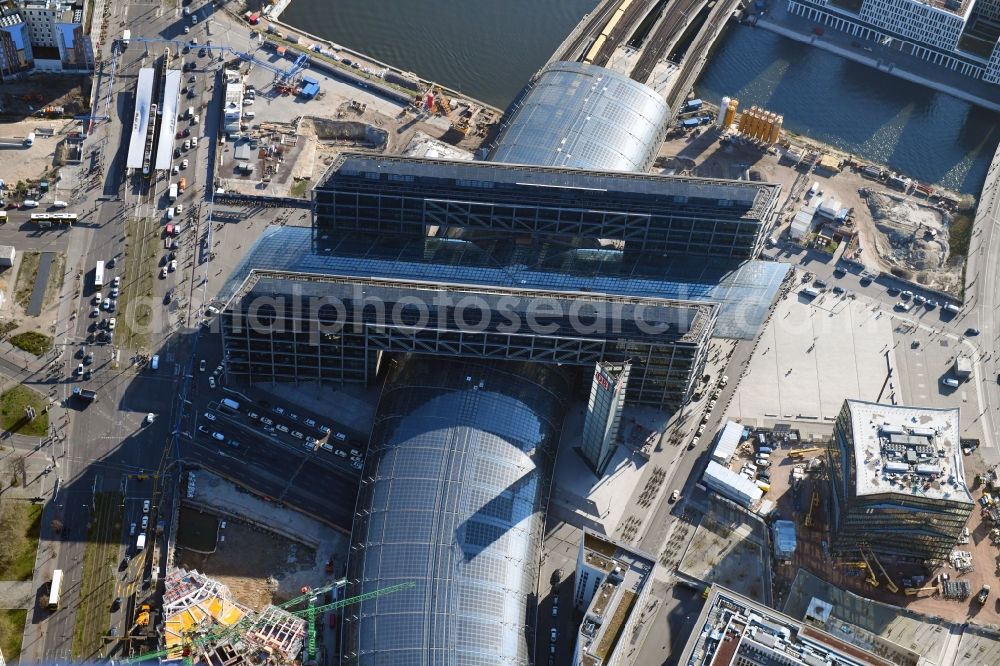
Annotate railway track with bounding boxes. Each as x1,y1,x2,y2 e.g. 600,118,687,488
630,0,705,83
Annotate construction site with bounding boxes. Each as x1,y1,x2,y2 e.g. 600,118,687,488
111,470,404,665
654,96,970,294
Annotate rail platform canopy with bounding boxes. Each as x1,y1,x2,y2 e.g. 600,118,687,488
127,67,155,170
155,69,181,170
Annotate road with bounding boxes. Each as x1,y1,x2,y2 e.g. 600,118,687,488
17,0,225,660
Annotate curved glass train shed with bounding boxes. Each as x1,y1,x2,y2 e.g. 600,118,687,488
488,61,670,172
343,357,572,665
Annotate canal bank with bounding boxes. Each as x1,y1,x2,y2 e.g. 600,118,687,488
748,3,1000,114
694,22,1000,195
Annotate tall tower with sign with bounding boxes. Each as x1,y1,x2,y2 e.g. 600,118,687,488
581,360,631,475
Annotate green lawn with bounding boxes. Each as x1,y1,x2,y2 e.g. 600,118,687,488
0,503,43,581
950,211,973,258
0,608,27,660
13,252,40,309
10,330,53,356
0,385,50,436
290,178,312,198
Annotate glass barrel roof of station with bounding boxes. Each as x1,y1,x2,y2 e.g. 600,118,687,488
217,226,789,340
343,357,571,664
487,61,670,173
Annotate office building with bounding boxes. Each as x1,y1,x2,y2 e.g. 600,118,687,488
221,255,716,407
827,400,974,563
581,361,630,475
787,0,1000,86
678,585,894,666
0,10,32,78
15,0,91,71
313,153,781,261
0,0,92,79
573,530,656,666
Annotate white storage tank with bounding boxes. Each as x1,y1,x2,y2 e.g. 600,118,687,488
717,96,730,127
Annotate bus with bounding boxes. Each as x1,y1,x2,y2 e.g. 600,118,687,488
94,260,105,289
30,212,78,226
48,569,63,609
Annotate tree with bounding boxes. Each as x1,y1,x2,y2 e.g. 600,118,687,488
51,519,63,535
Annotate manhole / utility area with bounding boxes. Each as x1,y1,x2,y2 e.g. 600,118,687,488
176,506,219,553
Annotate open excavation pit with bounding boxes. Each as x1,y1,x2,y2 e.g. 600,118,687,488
864,190,962,294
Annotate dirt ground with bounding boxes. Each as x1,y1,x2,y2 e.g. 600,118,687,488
657,127,964,294
176,517,317,611
0,75,90,119
0,118,82,188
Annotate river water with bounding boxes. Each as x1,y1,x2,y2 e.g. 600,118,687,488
279,0,597,109
281,1,999,193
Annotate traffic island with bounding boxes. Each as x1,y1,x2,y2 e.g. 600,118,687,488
0,385,50,437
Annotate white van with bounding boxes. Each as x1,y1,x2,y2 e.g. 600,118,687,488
244,110,255,119
220,398,240,411
22,199,38,208
53,200,68,208
187,106,194,120
942,377,960,387
167,207,175,220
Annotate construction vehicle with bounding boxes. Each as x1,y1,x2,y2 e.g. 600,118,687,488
789,447,822,458
804,491,819,528
905,586,938,596
856,548,880,588
977,584,991,604
134,603,151,627
861,543,899,593
125,581,414,663
834,561,868,570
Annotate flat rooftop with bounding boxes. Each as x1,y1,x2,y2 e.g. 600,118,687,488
218,226,790,340
321,152,780,218
844,400,972,503
679,585,893,666
577,531,655,666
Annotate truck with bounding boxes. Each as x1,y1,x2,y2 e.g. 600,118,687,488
178,177,187,193
168,183,178,202
24,132,35,147
122,29,130,47
977,584,991,604
136,533,146,551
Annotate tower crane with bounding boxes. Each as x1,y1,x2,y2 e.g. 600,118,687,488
124,581,414,664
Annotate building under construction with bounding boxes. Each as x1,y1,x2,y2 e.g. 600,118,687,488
157,568,306,664
827,400,974,564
